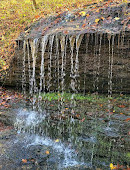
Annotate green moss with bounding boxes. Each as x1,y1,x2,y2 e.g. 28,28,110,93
37,92,111,102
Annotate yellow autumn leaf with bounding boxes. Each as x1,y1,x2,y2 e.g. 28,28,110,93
55,139,60,142
122,0,127,2
110,163,117,170
114,17,120,20
79,11,86,17
95,18,100,23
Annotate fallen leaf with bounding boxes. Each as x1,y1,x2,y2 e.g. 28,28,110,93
101,17,104,20
79,11,86,17
45,150,50,155
63,30,68,34
35,15,40,19
96,9,100,13
76,114,80,118
95,18,100,23
125,118,130,122
110,163,117,170
55,139,60,142
114,17,120,21
80,118,85,122
22,159,27,163
82,23,86,27
118,105,125,108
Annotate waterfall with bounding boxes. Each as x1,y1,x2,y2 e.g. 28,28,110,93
93,33,98,92
22,40,26,94
108,34,114,97
69,35,75,92
75,34,84,91
60,35,66,92
30,38,39,94
56,35,60,91
19,31,129,94
39,35,48,93
84,34,89,94
96,33,102,91
27,40,31,92
47,35,55,91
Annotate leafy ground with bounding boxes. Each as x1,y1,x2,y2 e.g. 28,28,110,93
0,0,127,77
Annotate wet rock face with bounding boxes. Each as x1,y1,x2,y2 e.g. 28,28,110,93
3,32,130,93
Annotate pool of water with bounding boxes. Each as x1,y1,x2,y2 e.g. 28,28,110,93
0,93,129,170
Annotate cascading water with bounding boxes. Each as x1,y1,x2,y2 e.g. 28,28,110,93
30,38,39,94
22,40,26,94
27,40,31,92
47,35,55,91
60,36,66,92
1,2,130,169
75,34,84,92
107,34,115,97
69,35,75,92
40,35,48,93
15,31,129,170
84,34,89,94
96,34,102,92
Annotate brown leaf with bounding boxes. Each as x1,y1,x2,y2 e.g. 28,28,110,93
125,118,130,122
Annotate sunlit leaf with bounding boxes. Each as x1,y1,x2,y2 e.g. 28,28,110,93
86,14,90,17
114,17,120,20
45,150,50,154
79,11,86,17
110,163,117,170
95,18,100,23
55,139,60,142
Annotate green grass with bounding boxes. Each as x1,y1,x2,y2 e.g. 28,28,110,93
36,92,129,102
